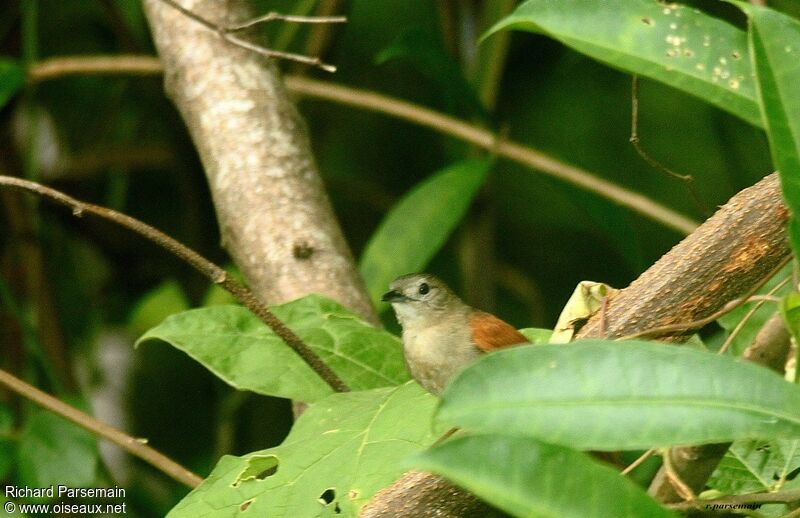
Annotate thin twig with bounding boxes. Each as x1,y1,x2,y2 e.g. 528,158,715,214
621,448,655,476
0,175,350,393
0,368,202,488
718,276,790,354
619,255,791,341
24,55,700,234
225,12,346,32
630,75,708,215
662,449,697,502
156,0,338,72
27,55,162,82
667,488,800,511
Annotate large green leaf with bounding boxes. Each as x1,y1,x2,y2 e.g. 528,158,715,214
0,59,23,110
137,294,410,403
485,0,760,127
169,382,439,517
438,340,800,450
412,434,675,518
359,159,491,306
737,3,800,257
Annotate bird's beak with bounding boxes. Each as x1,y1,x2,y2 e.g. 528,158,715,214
381,289,409,303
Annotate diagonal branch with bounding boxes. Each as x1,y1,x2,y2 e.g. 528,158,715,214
0,175,349,393
0,368,202,488
25,55,699,235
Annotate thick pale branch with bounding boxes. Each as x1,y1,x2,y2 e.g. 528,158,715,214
142,0,378,324
577,173,788,340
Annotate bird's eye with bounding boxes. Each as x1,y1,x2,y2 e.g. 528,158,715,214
418,283,429,295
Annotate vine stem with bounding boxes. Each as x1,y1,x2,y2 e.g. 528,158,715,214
0,175,349,393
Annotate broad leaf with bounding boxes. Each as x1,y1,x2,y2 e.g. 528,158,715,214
485,0,760,127
412,434,675,518
438,340,800,450
359,159,491,306
169,382,438,517
739,3,800,257
137,295,410,403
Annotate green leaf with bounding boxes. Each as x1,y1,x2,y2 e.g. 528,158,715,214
740,3,800,257
0,59,24,110
485,0,760,127
127,279,190,338
137,294,410,403
518,327,552,344
359,159,491,306
17,406,98,490
169,382,439,518
412,434,675,518
708,438,800,494
438,340,800,450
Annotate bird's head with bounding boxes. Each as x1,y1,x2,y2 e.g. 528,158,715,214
381,273,464,326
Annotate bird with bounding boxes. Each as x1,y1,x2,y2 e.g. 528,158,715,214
382,273,529,395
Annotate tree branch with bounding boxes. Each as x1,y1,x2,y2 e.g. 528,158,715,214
25,55,699,236
142,0,379,325
0,175,349,393
0,367,202,488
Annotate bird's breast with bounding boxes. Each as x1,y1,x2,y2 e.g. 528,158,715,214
402,321,481,395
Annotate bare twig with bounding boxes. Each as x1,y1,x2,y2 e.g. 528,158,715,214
718,276,790,354
0,175,350,393
618,255,791,341
224,12,346,32
156,0,339,72
662,449,697,502
667,488,800,511
630,76,708,215
621,448,655,476
0,368,202,488
24,56,699,234
27,55,162,82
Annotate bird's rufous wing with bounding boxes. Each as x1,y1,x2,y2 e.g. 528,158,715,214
469,311,528,352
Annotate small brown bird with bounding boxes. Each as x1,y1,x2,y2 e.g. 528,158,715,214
382,273,528,395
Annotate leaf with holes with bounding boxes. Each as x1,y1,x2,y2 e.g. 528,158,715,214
438,340,800,450
709,438,800,494
168,382,439,517
137,294,410,403
485,0,759,126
